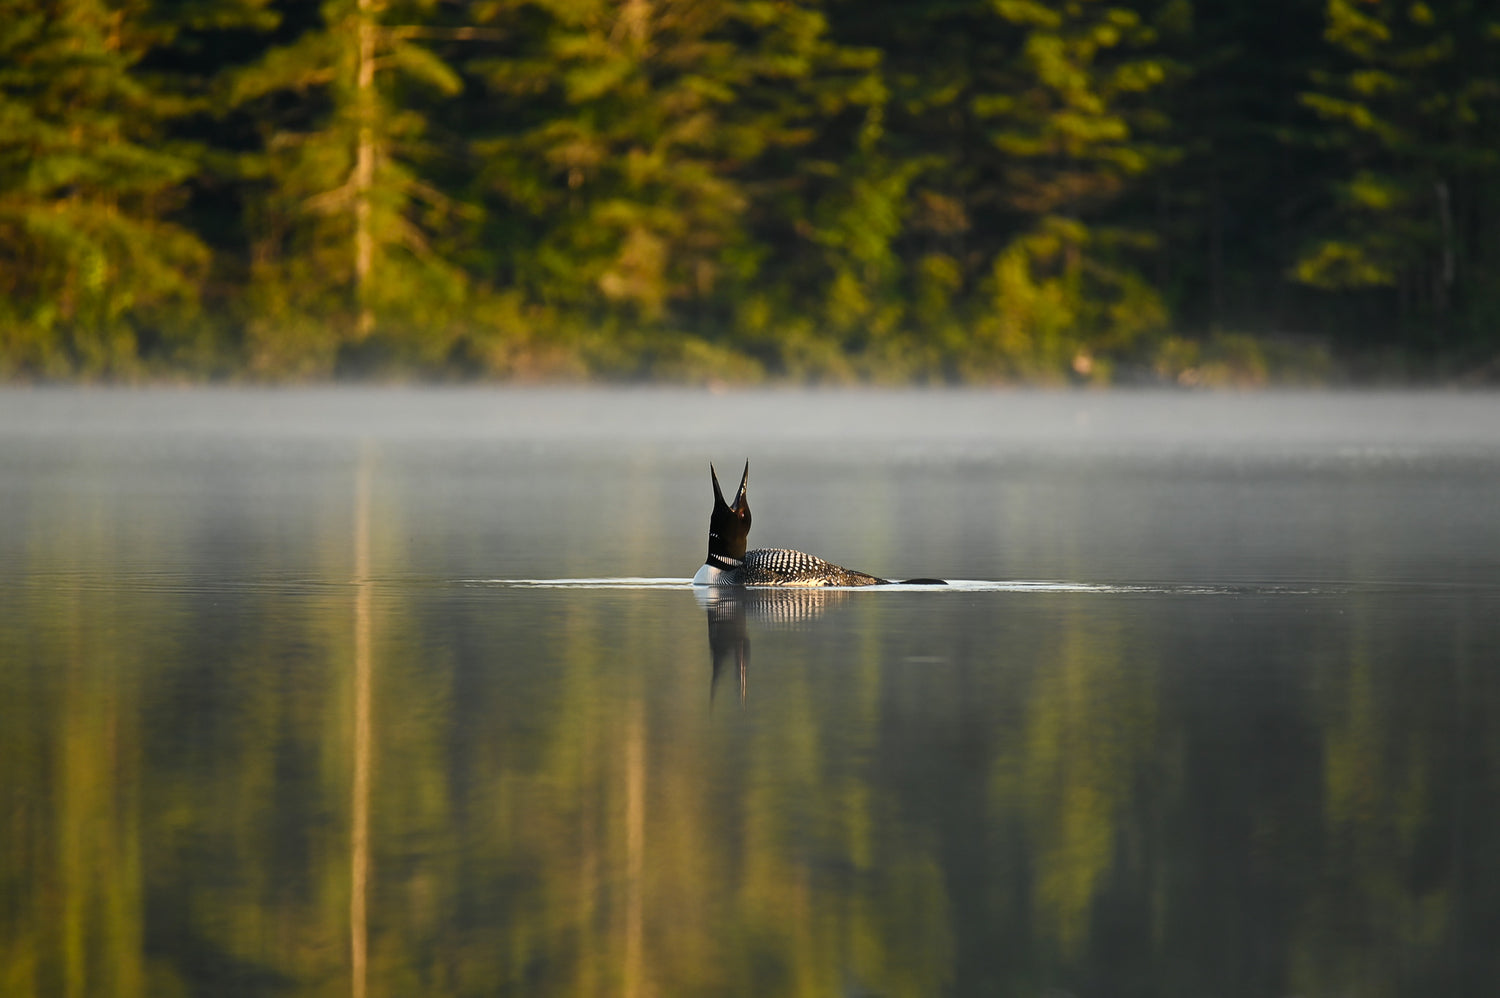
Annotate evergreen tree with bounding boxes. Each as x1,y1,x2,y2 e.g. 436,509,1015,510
1297,0,1500,351
0,0,217,376
850,0,1173,379
467,0,886,376
970,0,1172,379
224,0,471,375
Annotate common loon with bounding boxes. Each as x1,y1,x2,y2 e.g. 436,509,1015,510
692,461,944,587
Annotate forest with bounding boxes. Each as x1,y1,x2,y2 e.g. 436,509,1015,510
2,0,1498,384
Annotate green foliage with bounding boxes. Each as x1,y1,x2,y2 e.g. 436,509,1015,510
968,217,1164,381
0,0,217,377
470,0,885,351
969,0,1171,376
1,0,1498,380
224,0,472,376
1296,0,1500,344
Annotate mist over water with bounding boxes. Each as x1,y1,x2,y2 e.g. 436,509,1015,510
3,388,1499,996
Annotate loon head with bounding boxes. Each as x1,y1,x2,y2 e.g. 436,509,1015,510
708,460,751,563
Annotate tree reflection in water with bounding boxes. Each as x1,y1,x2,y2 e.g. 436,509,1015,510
4,416,1500,997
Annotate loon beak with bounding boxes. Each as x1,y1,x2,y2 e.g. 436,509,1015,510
733,460,749,511
711,460,751,512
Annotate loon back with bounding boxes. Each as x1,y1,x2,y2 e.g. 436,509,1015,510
736,548,886,587
693,461,924,587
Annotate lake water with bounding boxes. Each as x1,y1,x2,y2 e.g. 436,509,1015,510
3,387,1499,997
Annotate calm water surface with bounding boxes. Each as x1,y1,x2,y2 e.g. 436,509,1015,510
3,388,1499,997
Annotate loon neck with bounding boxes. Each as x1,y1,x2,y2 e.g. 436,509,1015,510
706,552,743,571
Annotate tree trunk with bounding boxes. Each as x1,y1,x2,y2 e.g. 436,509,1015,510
354,0,377,337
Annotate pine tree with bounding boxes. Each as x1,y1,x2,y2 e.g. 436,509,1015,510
851,0,1172,378
467,0,886,375
1297,0,1500,349
0,0,213,376
224,0,472,375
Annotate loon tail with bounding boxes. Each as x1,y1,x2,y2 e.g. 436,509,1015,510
893,577,947,586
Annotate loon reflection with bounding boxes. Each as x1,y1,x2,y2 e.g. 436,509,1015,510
695,586,850,703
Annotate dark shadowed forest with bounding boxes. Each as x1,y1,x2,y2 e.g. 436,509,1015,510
2,0,1498,383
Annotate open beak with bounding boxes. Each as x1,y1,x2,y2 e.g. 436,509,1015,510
711,460,750,512
732,460,748,510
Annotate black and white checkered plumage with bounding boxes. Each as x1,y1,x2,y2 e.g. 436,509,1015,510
735,548,886,587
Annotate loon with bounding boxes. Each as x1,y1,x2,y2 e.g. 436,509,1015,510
692,461,944,587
